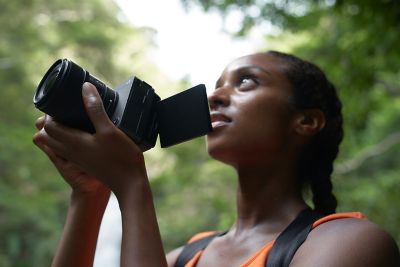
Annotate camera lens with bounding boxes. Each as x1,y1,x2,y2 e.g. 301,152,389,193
43,69,59,95
39,66,61,99
33,59,119,132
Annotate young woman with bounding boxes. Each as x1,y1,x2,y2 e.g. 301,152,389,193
33,51,400,267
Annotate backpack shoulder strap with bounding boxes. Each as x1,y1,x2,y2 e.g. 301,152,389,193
266,208,323,267
174,209,322,267
174,232,225,267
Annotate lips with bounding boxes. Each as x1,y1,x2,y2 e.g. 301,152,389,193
210,111,232,129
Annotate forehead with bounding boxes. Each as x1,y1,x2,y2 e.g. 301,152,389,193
216,53,292,93
223,53,286,76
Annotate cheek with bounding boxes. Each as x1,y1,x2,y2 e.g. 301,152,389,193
237,98,293,138
206,117,289,162
236,104,295,157
206,95,295,162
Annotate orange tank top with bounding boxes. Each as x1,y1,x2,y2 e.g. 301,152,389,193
183,212,365,267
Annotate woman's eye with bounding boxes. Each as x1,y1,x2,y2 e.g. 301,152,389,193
239,77,258,90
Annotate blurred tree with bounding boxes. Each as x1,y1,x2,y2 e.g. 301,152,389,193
181,0,400,245
0,0,171,266
1,0,399,265
0,0,234,263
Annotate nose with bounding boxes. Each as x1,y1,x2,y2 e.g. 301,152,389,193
208,86,231,110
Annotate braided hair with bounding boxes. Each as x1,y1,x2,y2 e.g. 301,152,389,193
267,51,343,215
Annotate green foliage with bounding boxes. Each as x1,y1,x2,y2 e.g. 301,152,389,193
0,0,235,263
0,0,168,265
1,0,400,264
183,0,400,246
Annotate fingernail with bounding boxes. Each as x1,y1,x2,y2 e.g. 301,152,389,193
82,83,97,102
82,82,94,95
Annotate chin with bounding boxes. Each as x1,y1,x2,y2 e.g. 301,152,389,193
207,139,226,160
206,140,239,166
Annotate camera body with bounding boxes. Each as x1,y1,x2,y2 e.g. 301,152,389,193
33,59,212,151
109,76,160,151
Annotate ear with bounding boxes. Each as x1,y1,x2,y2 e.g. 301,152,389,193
294,109,326,137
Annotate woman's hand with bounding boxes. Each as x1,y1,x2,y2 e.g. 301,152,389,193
34,115,110,197
33,82,146,197
33,82,168,267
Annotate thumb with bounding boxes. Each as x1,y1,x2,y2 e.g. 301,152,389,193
82,82,113,132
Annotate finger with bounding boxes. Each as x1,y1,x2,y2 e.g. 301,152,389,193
82,82,113,133
43,115,91,143
35,115,46,130
33,139,73,170
33,128,71,160
33,138,58,162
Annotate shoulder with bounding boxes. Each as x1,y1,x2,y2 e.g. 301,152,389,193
291,216,400,267
166,246,184,267
166,231,217,267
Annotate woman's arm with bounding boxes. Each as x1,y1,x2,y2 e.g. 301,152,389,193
116,174,167,267
34,83,168,267
51,190,110,267
34,116,111,267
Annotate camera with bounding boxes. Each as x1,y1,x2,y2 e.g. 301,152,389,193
33,59,212,151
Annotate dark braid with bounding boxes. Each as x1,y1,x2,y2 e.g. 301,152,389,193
267,51,343,215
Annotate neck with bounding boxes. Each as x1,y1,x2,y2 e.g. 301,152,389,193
231,163,307,235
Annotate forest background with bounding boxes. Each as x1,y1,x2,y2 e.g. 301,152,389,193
0,0,399,266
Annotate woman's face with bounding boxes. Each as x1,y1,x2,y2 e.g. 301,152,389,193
206,53,299,167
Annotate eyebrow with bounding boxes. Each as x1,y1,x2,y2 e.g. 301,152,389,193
215,65,272,88
235,65,272,76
